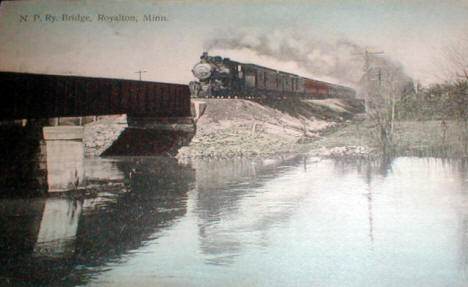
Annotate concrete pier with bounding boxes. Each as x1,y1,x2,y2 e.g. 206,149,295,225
43,126,84,141
42,126,85,192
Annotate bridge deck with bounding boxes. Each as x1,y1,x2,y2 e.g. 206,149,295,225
0,71,191,120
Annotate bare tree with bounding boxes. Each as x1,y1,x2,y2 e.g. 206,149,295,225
444,35,468,82
448,81,468,154
361,58,413,156
443,36,468,154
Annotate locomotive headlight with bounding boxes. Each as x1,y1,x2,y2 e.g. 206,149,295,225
192,63,213,80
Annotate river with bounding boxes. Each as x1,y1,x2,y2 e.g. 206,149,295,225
0,154,467,287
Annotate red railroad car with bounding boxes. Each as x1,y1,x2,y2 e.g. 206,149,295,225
303,78,329,98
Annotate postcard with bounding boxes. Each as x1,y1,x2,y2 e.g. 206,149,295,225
0,1,467,286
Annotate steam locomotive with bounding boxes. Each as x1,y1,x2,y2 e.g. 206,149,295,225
189,52,356,99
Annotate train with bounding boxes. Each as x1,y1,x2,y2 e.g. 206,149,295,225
189,52,356,99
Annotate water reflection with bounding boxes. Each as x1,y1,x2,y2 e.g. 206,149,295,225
453,159,468,279
191,156,305,266
332,157,395,245
0,157,194,286
33,199,82,258
189,156,468,286
0,154,467,286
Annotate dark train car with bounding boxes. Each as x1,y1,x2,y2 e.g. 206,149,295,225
255,67,266,90
278,71,299,94
0,71,192,121
297,77,305,93
243,64,293,96
240,64,258,90
264,68,280,92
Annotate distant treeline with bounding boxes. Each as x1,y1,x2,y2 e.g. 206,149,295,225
396,80,468,121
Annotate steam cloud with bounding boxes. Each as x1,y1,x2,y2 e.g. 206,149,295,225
204,28,412,91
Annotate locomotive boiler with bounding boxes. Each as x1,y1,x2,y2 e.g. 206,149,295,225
189,52,356,100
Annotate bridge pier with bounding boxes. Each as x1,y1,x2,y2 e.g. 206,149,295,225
42,126,85,193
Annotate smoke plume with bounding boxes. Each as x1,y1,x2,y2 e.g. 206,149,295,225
204,28,413,91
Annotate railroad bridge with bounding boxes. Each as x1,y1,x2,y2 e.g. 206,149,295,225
0,71,199,195
0,71,195,156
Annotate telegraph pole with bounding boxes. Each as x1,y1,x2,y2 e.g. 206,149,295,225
355,47,384,75
135,70,147,81
354,47,385,87
353,47,384,112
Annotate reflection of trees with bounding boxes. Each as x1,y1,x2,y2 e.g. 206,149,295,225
461,199,468,279
332,156,394,185
436,158,468,277
193,158,261,223
454,159,468,278
332,157,394,245
193,155,304,265
194,156,302,219
336,157,467,274
0,157,194,286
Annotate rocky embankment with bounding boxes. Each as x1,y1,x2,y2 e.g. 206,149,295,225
83,115,128,157
177,98,365,159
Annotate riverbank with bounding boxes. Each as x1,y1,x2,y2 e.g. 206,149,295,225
176,98,363,159
307,118,468,158
176,98,467,160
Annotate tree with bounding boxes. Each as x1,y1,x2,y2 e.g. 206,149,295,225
361,57,414,156
447,81,468,153
443,35,468,82
443,37,468,154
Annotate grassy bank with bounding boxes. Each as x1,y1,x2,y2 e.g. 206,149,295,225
177,98,466,159
308,118,468,158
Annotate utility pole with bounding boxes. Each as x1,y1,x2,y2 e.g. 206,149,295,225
378,68,382,87
365,49,384,71
135,70,147,81
356,48,384,76
351,47,384,116
354,47,384,100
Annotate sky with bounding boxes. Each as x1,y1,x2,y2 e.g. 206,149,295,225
0,0,467,87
